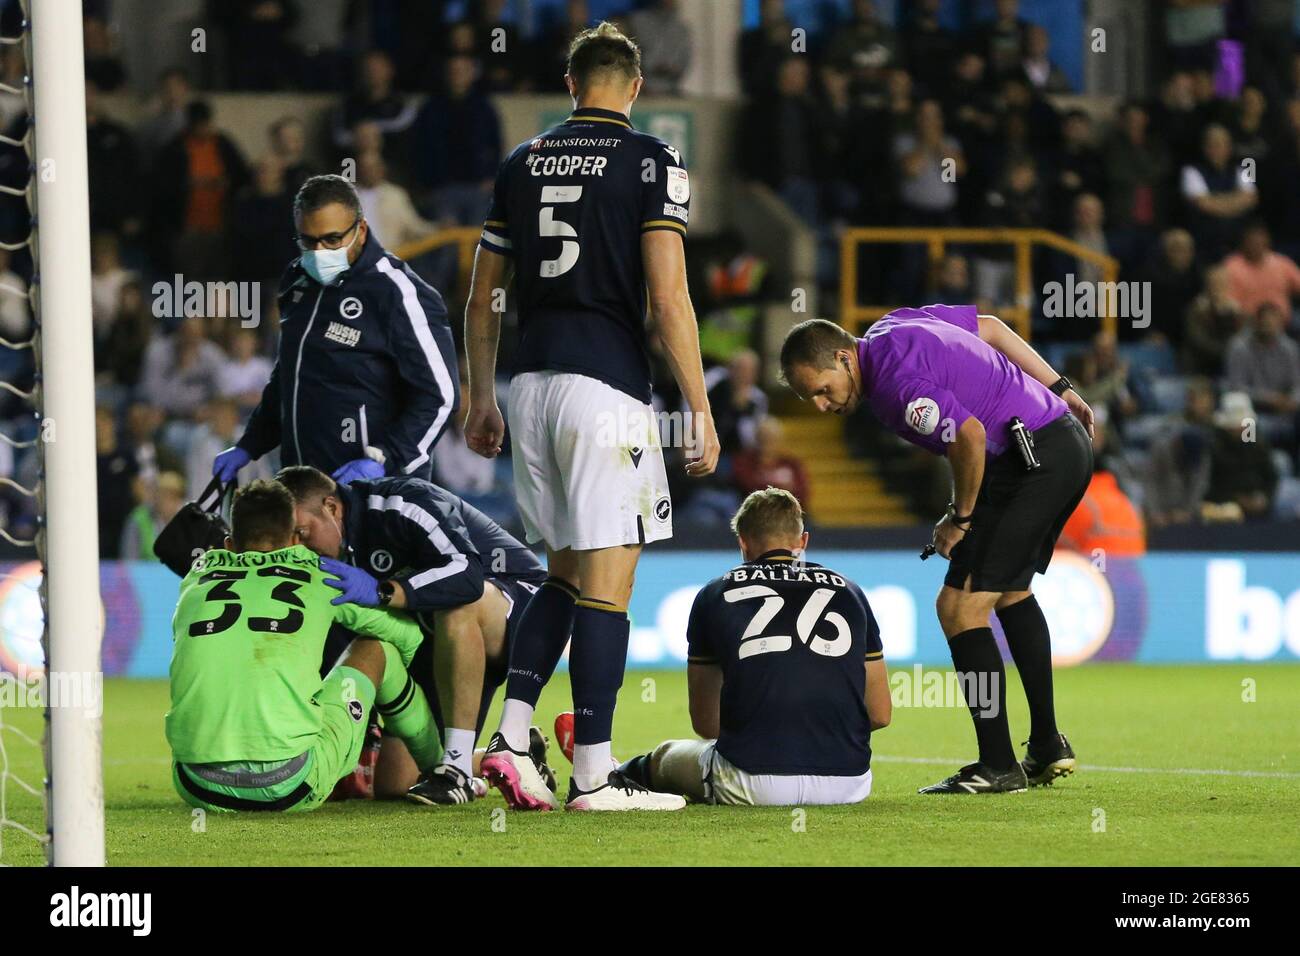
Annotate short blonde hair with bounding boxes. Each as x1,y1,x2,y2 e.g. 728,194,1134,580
567,21,641,92
731,487,804,543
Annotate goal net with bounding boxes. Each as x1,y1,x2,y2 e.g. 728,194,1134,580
0,0,104,867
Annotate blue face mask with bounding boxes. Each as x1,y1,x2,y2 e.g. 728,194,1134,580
301,225,360,286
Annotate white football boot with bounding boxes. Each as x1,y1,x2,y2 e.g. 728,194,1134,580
565,770,687,811
479,732,560,811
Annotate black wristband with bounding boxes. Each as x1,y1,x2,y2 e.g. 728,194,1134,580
1049,375,1073,397
951,513,973,526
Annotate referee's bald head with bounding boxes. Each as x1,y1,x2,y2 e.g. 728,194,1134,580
780,319,863,414
780,319,856,381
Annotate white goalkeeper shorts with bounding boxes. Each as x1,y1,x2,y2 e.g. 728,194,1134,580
656,738,873,806
508,371,672,552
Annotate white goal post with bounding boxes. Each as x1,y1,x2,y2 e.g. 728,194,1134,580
31,0,105,866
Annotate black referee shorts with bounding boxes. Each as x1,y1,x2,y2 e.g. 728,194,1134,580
944,413,1093,594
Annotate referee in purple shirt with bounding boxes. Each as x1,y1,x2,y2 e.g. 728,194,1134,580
781,305,1094,794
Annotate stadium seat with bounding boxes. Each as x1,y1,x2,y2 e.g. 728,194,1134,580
1148,376,1188,415
1274,476,1300,520
1121,413,1175,451
1118,342,1176,375
1040,342,1077,373
1271,449,1294,480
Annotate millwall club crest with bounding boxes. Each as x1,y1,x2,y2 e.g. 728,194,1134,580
370,549,394,574
339,296,363,320
653,496,671,523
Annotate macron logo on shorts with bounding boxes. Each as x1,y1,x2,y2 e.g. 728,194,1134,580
905,397,941,436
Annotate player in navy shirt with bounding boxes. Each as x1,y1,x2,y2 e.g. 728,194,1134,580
619,489,892,806
275,466,551,805
479,108,689,403
463,22,719,811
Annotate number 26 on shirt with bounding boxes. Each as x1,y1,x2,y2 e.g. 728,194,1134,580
723,585,853,660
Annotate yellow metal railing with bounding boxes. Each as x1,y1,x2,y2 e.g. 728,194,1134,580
393,227,481,298
839,227,1119,339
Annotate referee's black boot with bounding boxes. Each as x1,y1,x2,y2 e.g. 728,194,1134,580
1021,733,1076,787
919,761,1028,794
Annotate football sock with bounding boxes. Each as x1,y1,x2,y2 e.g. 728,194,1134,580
499,577,578,750
497,699,534,754
332,665,377,713
569,598,630,791
947,626,1016,772
573,742,613,790
997,594,1059,748
441,727,476,776
375,645,442,771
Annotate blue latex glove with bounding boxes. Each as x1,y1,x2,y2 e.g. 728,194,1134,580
212,446,252,483
331,457,386,485
320,557,381,606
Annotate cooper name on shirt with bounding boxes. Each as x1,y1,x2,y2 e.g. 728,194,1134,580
525,153,610,177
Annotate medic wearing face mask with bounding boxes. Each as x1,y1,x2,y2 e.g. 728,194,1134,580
213,174,459,487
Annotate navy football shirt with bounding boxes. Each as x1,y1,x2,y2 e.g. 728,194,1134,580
686,550,884,776
479,106,691,403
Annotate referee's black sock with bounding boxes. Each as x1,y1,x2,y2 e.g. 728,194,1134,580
997,593,1059,749
947,626,1016,772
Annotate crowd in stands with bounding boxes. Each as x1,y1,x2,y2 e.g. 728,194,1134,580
2,0,1298,560
0,0,713,554
739,0,1300,532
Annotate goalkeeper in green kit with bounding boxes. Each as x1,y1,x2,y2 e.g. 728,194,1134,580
166,480,444,812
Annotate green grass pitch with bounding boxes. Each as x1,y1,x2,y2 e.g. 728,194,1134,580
2,664,1297,866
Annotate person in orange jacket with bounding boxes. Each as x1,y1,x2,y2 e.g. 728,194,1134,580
1059,412,1146,556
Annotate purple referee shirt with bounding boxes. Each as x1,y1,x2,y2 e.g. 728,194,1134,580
856,304,1068,457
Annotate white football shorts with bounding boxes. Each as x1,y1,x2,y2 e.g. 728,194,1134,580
508,370,673,551
654,738,873,806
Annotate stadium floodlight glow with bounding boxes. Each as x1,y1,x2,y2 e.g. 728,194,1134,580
30,0,106,866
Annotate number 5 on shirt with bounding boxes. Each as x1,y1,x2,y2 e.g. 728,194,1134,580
539,185,583,277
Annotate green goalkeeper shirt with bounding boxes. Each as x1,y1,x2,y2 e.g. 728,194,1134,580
165,545,422,764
